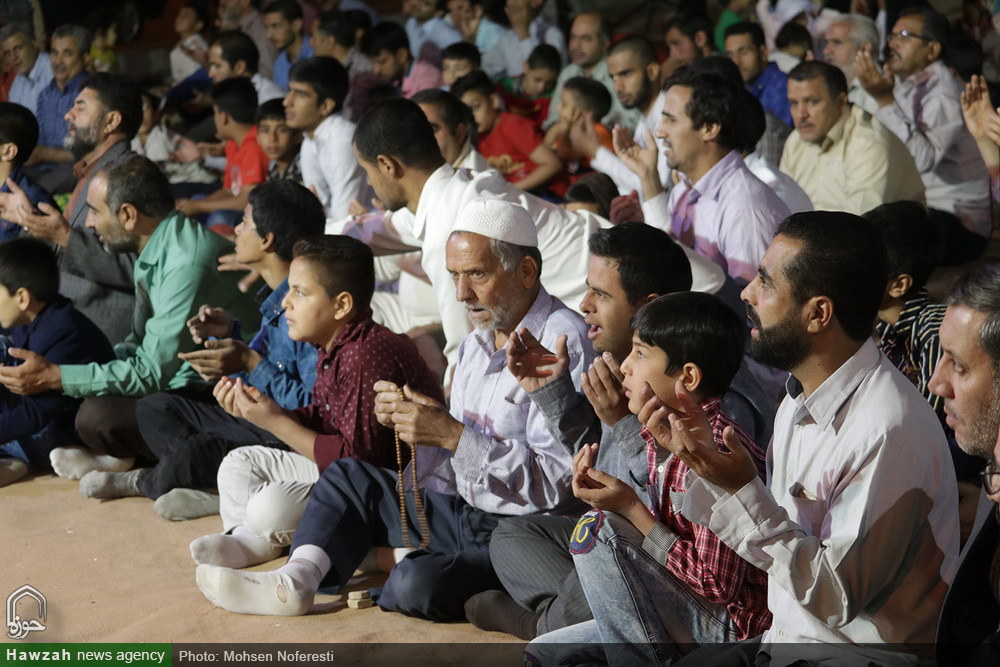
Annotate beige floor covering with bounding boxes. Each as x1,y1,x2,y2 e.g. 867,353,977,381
1,472,518,654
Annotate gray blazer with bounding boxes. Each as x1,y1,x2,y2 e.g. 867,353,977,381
57,141,136,344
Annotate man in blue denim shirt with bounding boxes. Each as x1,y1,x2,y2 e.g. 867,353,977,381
0,102,56,242
725,22,793,127
78,180,324,519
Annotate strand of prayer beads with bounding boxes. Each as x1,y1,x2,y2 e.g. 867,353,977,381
394,389,430,549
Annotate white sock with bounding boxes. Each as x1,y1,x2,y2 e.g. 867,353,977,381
196,556,324,616
49,447,133,480
154,488,220,521
189,525,283,568
394,547,414,564
79,469,144,499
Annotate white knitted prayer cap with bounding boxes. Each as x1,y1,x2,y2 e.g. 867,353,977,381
451,198,539,248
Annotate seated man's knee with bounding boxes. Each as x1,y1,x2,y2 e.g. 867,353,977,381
244,483,303,546
380,555,451,619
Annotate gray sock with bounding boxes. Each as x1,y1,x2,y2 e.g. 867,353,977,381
0,458,28,487
79,469,145,499
154,488,220,521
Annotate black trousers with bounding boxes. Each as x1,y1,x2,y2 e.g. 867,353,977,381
291,457,503,622
133,392,282,499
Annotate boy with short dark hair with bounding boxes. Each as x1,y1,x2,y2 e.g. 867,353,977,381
256,99,302,183
176,78,268,234
497,43,560,126
452,70,561,193
0,237,115,486
527,291,770,664
0,102,56,242
544,76,614,191
441,41,481,89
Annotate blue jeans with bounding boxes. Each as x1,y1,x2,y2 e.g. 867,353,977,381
527,510,736,666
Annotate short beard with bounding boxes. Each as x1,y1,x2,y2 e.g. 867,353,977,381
960,377,1000,460
64,122,101,158
748,307,810,372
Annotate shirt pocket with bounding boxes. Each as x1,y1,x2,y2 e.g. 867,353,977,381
787,482,827,535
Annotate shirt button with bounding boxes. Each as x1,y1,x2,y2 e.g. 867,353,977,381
322,362,331,369
325,403,331,411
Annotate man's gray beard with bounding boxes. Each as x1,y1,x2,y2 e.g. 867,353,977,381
64,124,100,159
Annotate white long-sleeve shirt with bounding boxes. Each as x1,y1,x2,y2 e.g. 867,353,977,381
300,113,370,220
481,16,566,80
682,340,959,664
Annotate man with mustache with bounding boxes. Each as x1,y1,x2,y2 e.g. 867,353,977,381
0,22,52,114
855,6,990,266
662,211,959,664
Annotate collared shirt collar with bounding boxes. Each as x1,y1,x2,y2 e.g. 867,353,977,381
748,61,781,95
898,58,944,91
887,288,930,338
258,279,288,327
681,149,743,201
785,338,881,430
72,134,124,180
26,52,49,84
321,307,375,357
471,286,552,358
818,107,851,152
53,69,86,94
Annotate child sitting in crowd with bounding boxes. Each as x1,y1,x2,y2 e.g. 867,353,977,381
0,238,115,487
441,41,481,89
452,70,562,194
256,99,303,183
496,43,561,127
544,76,614,194
0,102,56,242
171,2,209,85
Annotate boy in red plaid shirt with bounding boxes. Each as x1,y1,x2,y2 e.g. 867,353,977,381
527,292,770,665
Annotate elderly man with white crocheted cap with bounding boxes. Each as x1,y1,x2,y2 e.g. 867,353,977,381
194,197,595,623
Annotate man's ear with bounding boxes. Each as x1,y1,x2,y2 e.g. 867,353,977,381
636,293,658,309
375,153,404,178
886,274,913,300
319,95,337,116
233,60,249,77
519,254,540,287
118,201,140,232
804,294,835,334
699,121,722,143
927,40,942,63
646,61,661,84
259,230,277,254
103,109,123,136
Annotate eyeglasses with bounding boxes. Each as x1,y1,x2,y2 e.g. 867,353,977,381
981,460,1000,495
888,29,933,43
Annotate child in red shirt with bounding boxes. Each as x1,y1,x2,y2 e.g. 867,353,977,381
496,44,560,128
453,71,561,194
545,76,615,196
175,78,269,235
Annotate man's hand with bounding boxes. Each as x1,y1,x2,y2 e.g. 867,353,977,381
507,329,568,393
661,380,757,494
854,46,895,106
186,304,234,344
177,338,260,381
230,378,284,430
0,348,62,395
373,379,404,429
569,114,601,160
613,127,658,182
0,178,70,246
390,384,464,450
581,352,630,426
609,190,644,225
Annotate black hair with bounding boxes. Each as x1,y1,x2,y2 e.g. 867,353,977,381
289,56,349,110
212,77,258,124
898,5,950,56
0,102,38,166
292,235,375,311
607,35,658,68
261,0,304,22
315,10,358,47
410,88,477,143
526,43,561,72
738,89,765,153
945,34,983,82
562,76,612,119
342,9,372,34
179,2,208,30
663,67,743,151
213,30,260,75
353,98,444,169
84,8,118,38
248,180,326,261
588,222,692,303
361,21,409,59
632,291,746,399
724,21,766,49
451,70,495,101
787,60,848,97
776,20,813,52
863,200,941,298
103,154,175,220
687,54,743,88
0,237,58,303
777,211,888,342
80,72,143,141
255,98,287,124
442,41,481,68
946,263,1000,371
665,12,713,44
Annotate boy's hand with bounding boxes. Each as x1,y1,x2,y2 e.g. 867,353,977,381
506,329,567,393
177,338,260,380
0,178,70,246
216,253,260,293
0,348,61,394
186,304,234,344
569,114,601,160
390,385,464,451
662,379,757,494
572,443,653,529
213,377,240,417
231,378,283,430
635,381,673,446
582,352,629,426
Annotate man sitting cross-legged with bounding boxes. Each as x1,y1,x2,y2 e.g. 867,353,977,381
189,233,442,569
194,198,594,621
76,179,325,518
466,223,775,640
527,291,770,664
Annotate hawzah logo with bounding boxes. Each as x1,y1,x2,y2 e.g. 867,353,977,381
6,585,46,640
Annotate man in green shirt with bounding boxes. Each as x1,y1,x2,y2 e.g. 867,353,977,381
0,155,259,480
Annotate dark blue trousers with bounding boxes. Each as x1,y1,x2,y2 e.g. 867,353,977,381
291,458,503,622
